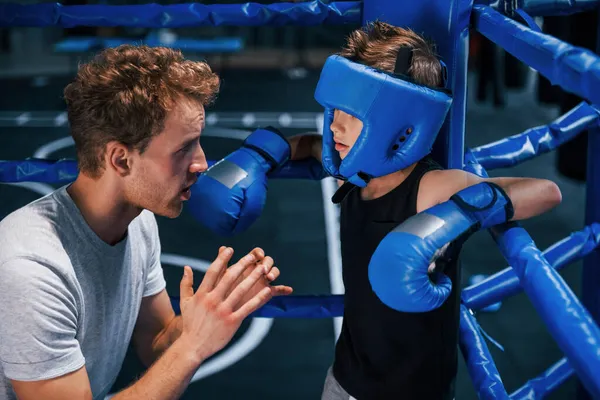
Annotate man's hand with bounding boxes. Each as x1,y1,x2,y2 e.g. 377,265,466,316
228,249,293,305
177,246,291,362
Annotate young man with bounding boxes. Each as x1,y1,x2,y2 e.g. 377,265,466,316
289,21,562,399
0,45,292,400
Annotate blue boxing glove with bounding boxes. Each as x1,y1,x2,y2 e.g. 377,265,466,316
188,127,290,236
368,182,514,313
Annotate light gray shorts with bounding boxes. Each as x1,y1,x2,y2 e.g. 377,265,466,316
321,367,357,400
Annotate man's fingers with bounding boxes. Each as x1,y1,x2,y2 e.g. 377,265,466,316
212,252,258,298
250,247,265,260
233,287,273,319
180,266,195,300
223,262,267,309
199,246,233,292
271,285,293,297
265,266,279,282
259,257,274,274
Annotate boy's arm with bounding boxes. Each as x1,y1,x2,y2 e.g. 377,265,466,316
417,169,562,220
287,133,322,162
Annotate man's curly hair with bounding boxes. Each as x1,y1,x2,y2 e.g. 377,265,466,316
64,45,220,178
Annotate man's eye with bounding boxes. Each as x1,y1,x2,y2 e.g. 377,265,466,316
180,142,194,153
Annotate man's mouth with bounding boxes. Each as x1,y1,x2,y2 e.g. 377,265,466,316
180,180,197,200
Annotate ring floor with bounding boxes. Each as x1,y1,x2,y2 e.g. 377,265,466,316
0,67,587,399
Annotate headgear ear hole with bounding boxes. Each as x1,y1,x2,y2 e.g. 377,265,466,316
399,137,406,142
406,127,413,135
392,144,400,151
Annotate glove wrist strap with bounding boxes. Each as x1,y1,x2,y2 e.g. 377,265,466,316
243,126,291,169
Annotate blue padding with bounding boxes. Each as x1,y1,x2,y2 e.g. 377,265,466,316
462,223,600,311
0,1,361,28
472,5,600,106
477,0,600,17
170,294,344,318
0,159,78,183
472,101,600,170
0,159,326,183
491,223,600,398
464,148,488,178
509,358,574,400
54,36,244,53
458,305,509,399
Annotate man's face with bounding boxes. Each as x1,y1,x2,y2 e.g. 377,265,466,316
125,99,208,218
330,109,363,160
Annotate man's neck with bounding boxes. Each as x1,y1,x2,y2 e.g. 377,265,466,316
67,174,141,246
360,162,418,201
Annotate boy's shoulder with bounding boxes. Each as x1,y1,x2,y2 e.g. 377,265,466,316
417,167,475,212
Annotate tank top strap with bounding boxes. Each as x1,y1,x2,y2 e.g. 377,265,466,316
405,156,444,214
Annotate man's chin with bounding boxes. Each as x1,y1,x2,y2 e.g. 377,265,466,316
149,202,183,219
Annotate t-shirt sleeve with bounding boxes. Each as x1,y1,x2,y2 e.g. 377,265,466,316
143,212,166,298
0,258,85,381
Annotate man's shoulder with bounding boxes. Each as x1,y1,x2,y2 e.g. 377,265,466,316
0,187,65,232
0,187,69,265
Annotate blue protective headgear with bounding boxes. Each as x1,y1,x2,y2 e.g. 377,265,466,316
314,50,452,190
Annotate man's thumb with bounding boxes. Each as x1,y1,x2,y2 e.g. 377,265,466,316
180,266,194,300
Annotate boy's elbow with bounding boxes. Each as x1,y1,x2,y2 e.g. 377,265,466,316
545,180,562,208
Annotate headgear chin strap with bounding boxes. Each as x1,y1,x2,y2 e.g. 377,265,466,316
314,53,452,192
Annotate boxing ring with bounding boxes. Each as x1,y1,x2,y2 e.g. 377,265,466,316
2,0,600,398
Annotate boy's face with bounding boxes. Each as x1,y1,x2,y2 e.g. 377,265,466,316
330,109,363,160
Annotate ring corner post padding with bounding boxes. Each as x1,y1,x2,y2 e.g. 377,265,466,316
362,0,472,171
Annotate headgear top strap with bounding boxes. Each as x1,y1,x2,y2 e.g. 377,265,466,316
394,47,413,76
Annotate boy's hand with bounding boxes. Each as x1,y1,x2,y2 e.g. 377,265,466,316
287,133,322,162
427,243,450,274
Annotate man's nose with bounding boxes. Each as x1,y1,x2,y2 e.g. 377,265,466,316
190,146,208,174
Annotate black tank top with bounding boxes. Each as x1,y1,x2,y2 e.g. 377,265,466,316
333,157,461,400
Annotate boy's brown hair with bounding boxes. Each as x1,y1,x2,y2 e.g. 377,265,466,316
339,21,444,88
64,45,220,178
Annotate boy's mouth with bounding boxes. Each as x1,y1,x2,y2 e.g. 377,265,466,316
335,142,349,152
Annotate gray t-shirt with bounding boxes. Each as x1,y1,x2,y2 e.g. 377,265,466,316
0,185,166,399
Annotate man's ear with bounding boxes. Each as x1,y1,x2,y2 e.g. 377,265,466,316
105,141,133,176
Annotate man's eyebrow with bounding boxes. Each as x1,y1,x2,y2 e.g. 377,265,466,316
180,133,201,147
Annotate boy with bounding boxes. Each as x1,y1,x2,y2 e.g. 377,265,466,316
288,21,562,399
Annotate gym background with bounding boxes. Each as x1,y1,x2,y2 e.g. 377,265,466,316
0,1,595,399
